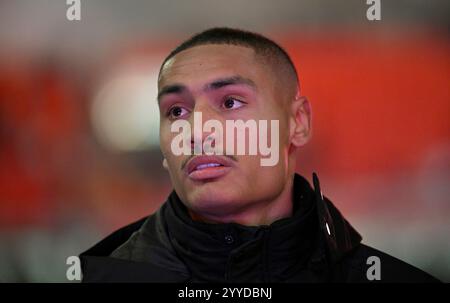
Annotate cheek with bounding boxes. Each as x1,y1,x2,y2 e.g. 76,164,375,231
236,163,286,200
236,156,281,181
269,110,290,148
159,126,174,156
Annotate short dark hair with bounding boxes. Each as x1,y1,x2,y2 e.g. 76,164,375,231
159,27,299,86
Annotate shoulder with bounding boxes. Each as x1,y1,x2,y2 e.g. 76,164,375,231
80,215,150,258
79,205,190,282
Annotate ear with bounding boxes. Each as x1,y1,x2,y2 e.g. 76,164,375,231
289,95,312,147
162,158,169,170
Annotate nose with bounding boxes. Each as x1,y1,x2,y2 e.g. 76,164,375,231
187,101,221,154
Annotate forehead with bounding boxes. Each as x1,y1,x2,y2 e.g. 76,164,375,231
158,44,265,88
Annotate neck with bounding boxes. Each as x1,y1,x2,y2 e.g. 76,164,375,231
188,176,295,226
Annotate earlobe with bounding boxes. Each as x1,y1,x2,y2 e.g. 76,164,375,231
162,158,169,170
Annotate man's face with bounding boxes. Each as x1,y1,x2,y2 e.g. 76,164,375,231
158,44,293,218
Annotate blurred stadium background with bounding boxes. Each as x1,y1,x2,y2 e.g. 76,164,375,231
0,0,449,282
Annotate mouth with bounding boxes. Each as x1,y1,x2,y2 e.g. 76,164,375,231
185,155,234,181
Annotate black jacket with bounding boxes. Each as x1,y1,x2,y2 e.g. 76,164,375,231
80,173,439,282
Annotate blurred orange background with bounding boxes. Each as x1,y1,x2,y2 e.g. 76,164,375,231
0,0,448,282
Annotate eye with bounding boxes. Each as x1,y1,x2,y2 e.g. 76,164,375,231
223,97,246,110
167,106,189,119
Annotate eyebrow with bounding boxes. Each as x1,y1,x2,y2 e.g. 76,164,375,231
157,75,256,103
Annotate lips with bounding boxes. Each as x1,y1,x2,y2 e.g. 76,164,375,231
185,155,234,181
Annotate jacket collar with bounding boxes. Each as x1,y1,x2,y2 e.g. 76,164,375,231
311,172,362,264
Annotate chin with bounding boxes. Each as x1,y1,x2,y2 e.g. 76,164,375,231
186,185,243,215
